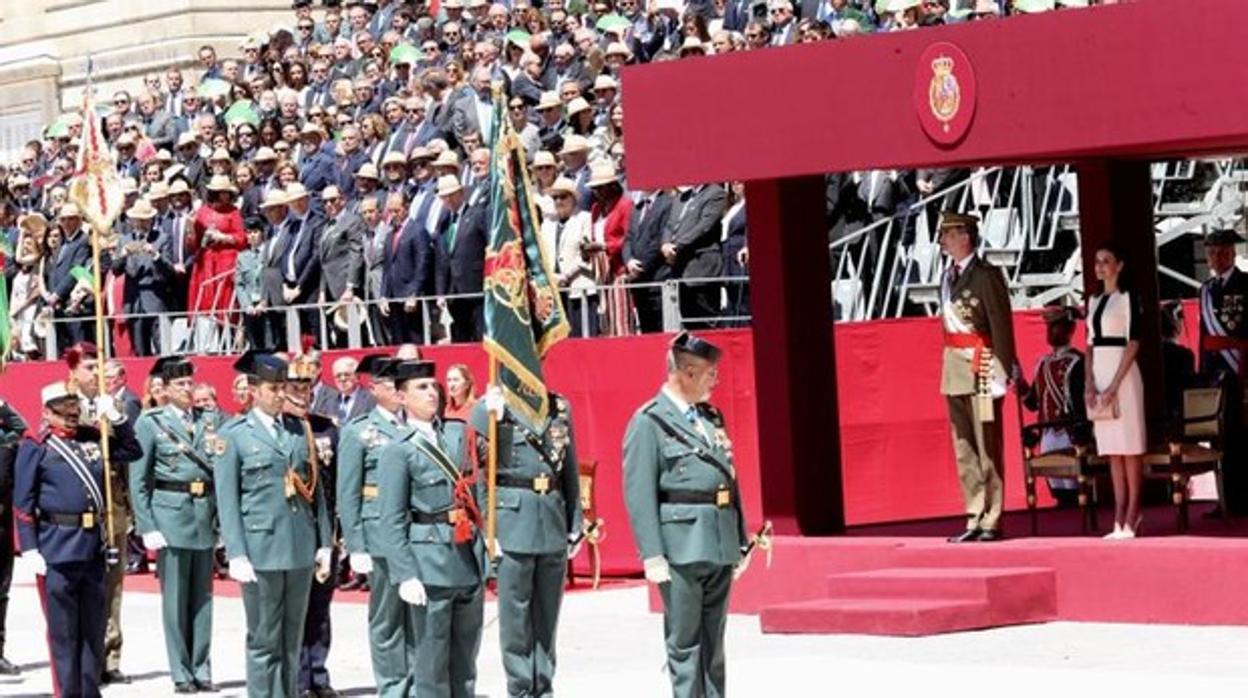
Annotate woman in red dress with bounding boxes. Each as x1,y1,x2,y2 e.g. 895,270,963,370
588,163,634,336
189,175,248,348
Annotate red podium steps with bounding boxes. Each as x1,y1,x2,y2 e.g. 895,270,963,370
759,567,1057,636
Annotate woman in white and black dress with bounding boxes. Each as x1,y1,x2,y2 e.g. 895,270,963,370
1085,243,1148,539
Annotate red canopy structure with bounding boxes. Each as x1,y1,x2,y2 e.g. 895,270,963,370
621,0,1248,535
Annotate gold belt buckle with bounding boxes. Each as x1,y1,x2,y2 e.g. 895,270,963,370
533,474,551,494
81,511,96,529
189,481,206,496
362,484,379,500
448,508,466,524
715,488,731,508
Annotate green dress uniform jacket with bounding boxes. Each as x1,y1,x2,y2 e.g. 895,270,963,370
623,391,746,567
337,406,413,698
470,395,582,698
131,404,225,688
215,409,332,698
378,419,487,698
623,389,746,698
131,405,224,550
215,410,332,570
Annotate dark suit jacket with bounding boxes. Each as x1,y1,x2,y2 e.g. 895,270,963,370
300,147,339,196
318,209,366,300
142,110,179,150
382,218,434,299
434,201,489,296
662,185,728,282
722,203,748,279
264,213,323,305
112,227,173,314
448,93,491,144
624,191,674,283
49,229,93,308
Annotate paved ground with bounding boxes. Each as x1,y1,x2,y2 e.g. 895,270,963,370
3,559,1248,697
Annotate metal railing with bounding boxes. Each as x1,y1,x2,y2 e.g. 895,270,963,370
18,275,753,360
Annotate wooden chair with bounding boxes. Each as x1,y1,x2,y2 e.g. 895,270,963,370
1021,417,1104,535
1142,385,1229,532
566,460,605,589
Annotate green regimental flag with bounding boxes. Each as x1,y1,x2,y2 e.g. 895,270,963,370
0,239,10,369
481,89,569,432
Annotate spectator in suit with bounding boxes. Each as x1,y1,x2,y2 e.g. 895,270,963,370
536,91,566,156
721,182,750,325
136,91,178,152
317,187,366,348
380,190,434,344
279,183,325,342
111,198,171,356
558,135,593,211
433,174,488,342
114,133,142,180
358,196,390,346
174,132,207,194
44,203,95,352
449,67,496,148
624,189,675,333
542,177,599,337
163,180,195,316
298,124,339,199
320,357,377,426
663,183,728,329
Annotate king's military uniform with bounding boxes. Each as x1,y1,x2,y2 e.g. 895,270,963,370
471,392,582,698
378,411,487,698
938,214,1017,540
215,355,333,698
130,357,226,692
623,335,746,698
1199,229,1248,512
338,360,413,698
14,381,140,698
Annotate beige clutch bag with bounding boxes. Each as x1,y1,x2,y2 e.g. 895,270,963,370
1089,395,1120,421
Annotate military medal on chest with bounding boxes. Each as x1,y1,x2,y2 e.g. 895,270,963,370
1221,294,1243,330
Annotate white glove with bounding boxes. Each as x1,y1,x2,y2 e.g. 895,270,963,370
23,550,47,577
228,556,257,584
484,385,506,420
733,548,753,581
315,547,333,580
643,555,671,584
567,532,583,560
142,531,168,551
95,395,124,424
349,552,373,576
399,578,428,606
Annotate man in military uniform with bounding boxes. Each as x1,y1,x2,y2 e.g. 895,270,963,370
215,352,333,698
130,357,225,693
1199,229,1247,513
0,395,29,675
937,212,1017,543
623,332,751,698
378,360,488,698
337,355,414,697
1018,307,1087,506
65,341,137,684
284,352,342,698
13,380,140,698
471,385,582,698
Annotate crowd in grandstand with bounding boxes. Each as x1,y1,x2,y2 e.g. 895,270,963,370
0,0,1106,361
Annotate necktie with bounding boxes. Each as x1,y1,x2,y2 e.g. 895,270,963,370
949,264,960,286
445,213,460,252
555,220,566,252
390,223,403,254
339,395,350,422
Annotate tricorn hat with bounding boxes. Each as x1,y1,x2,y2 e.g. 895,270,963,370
670,331,722,362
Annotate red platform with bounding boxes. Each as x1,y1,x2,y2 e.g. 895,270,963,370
723,505,1248,636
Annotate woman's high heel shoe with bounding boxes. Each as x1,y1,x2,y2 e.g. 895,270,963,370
1122,514,1143,539
1103,522,1124,540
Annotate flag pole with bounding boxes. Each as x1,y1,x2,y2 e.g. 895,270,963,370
486,356,499,561
84,53,119,566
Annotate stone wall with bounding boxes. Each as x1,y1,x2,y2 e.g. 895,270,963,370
0,0,292,159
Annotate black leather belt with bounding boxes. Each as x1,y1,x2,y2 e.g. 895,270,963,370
155,479,211,497
410,508,468,525
497,473,554,494
660,488,734,508
41,510,99,528
1093,337,1127,347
